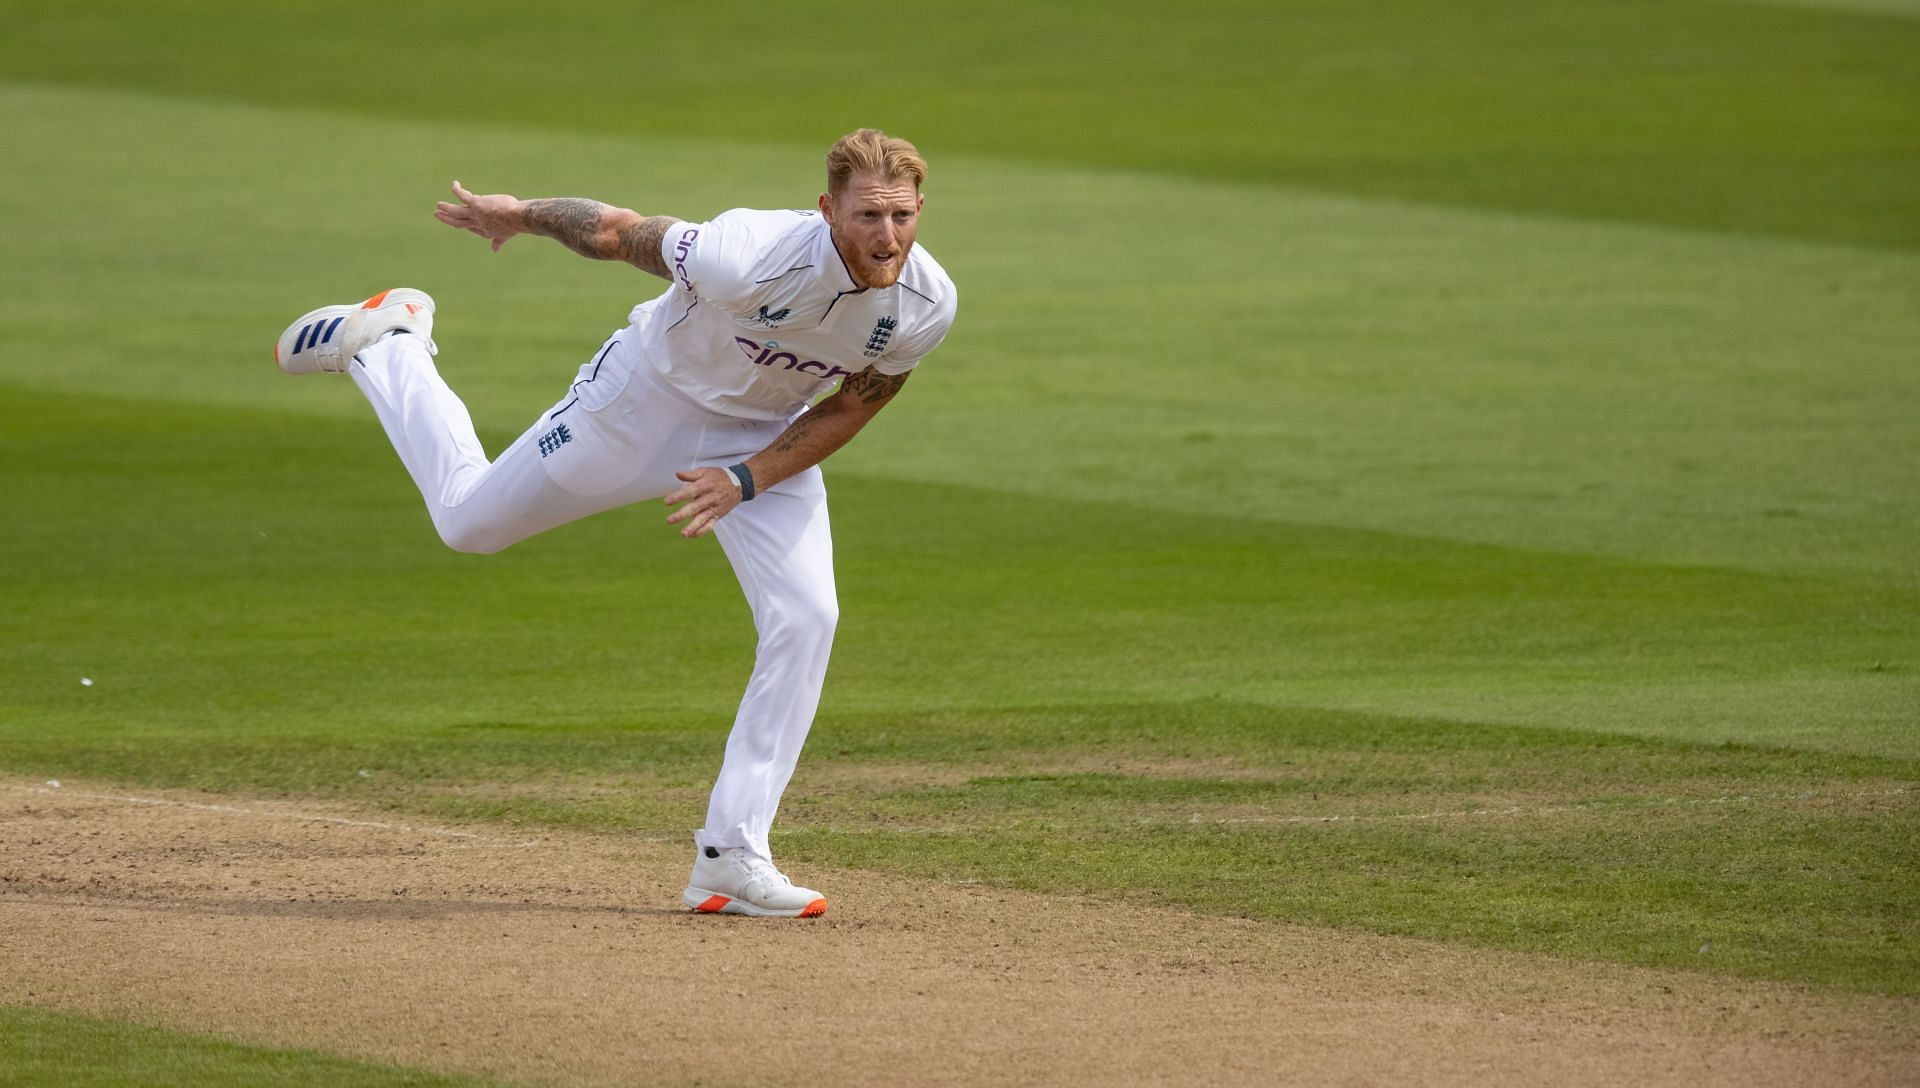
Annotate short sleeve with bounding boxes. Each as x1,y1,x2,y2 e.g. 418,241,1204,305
876,279,958,375
660,211,759,309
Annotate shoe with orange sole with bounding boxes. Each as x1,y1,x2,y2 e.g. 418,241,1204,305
275,288,435,374
683,843,828,918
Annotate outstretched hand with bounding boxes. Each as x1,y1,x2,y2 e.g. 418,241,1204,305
664,468,743,540
433,181,524,252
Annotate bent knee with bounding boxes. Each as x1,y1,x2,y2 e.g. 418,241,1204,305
764,596,839,647
433,516,513,556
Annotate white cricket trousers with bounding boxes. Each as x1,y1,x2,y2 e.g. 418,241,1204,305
348,330,836,863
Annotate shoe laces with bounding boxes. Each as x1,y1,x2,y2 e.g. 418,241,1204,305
739,854,794,895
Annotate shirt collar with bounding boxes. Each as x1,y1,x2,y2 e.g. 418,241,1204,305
814,216,865,295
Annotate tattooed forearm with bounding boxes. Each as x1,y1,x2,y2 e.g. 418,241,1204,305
617,215,681,280
519,199,679,277
769,411,823,456
840,366,911,405
744,368,908,490
521,198,615,259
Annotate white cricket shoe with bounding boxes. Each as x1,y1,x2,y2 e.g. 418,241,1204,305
683,844,828,918
274,288,435,374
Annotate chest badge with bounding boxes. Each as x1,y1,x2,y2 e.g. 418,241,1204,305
755,305,792,328
863,316,897,357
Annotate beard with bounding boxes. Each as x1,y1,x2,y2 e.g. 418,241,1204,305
835,233,907,289
856,259,903,289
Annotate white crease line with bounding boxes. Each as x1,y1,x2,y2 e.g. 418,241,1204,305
789,786,1914,835
14,781,1909,843
1180,786,1915,827
4,783,542,848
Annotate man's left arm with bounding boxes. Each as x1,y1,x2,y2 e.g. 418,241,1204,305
664,367,910,539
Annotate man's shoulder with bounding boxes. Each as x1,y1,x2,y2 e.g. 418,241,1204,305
675,208,821,301
896,245,957,319
706,207,820,252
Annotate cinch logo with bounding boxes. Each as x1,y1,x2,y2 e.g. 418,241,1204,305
672,228,700,292
538,424,573,457
734,337,857,382
863,315,896,357
754,305,792,327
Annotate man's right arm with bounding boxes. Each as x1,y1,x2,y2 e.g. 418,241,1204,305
433,181,681,281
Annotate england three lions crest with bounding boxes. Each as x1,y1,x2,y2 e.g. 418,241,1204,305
863,316,896,358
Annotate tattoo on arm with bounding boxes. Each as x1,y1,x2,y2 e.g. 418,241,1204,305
617,215,681,280
769,411,822,456
840,366,911,406
751,366,908,481
520,200,679,277
521,198,613,259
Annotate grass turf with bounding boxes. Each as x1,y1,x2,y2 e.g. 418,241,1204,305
1,1,1917,1079
0,1005,520,1088
4,0,1917,248
3,385,1915,993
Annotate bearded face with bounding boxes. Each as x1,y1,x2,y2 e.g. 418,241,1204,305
821,173,924,290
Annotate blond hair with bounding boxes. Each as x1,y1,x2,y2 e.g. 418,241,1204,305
825,128,927,194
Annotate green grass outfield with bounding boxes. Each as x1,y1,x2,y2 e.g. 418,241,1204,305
0,1006,515,1088
3,0,1918,1082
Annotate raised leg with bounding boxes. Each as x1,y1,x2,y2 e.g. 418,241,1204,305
348,332,688,553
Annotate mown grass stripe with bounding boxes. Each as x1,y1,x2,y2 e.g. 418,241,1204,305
0,1004,522,1088
3,1,1916,246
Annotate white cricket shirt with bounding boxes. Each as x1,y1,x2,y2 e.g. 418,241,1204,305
624,207,957,421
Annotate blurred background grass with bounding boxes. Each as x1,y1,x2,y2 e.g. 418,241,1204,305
5,0,1917,246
